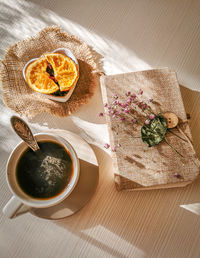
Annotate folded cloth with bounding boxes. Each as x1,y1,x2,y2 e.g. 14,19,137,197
100,68,200,191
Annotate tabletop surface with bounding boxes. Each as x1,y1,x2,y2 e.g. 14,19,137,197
0,0,200,257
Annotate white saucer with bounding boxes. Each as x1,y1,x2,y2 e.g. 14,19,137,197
30,129,99,220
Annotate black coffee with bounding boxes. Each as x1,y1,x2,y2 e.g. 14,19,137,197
16,141,73,199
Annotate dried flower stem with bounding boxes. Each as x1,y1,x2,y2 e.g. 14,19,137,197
167,129,188,143
164,138,183,158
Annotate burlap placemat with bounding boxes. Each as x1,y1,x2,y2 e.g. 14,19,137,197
0,26,102,118
100,68,200,191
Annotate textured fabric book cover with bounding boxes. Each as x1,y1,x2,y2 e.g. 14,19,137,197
100,68,200,190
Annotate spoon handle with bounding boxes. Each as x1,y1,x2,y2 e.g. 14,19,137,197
10,116,40,152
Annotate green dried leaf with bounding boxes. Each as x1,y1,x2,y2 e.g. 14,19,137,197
141,115,167,147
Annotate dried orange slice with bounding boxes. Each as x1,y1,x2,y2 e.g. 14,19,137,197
25,53,79,94
44,53,79,92
25,57,59,94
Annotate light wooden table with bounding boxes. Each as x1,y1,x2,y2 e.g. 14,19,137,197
0,0,200,257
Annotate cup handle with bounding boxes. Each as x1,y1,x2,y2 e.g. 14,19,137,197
3,196,25,219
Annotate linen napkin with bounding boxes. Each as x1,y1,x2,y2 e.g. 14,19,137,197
100,68,200,190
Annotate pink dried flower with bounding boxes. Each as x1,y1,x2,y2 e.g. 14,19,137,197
125,91,131,96
113,113,119,118
137,102,147,111
149,98,153,102
104,143,110,149
131,119,137,123
121,103,128,108
113,94,118,99
99,112,104,117
141,103,147,110
173,173,180,178
149,114,155,120
114,111,120,116
111,147,116,152
139,89,143,95
131,93,136,98
124,107,130,114
104,103,108,107
120,117,125,121
144,119,151,125
114,100,120,105
137,101,143,108
117,143,121,147
126,97,132,104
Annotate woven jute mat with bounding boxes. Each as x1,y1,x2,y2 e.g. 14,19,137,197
0,26,102,118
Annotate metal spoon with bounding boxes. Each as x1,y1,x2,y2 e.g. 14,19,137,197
10,116,40,152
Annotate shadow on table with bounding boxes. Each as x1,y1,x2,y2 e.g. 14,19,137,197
54,141,200,257
27,0,200,90
180,85,200,159
1,1,200,256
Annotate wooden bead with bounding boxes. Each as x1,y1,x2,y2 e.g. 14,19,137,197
162,112,179,128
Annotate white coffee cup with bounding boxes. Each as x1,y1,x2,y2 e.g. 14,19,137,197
3,133,80,219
